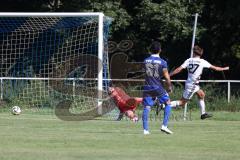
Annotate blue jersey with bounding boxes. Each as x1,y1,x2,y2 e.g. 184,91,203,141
143,54,168,97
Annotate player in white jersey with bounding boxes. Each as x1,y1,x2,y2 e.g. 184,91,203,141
170,45,229,119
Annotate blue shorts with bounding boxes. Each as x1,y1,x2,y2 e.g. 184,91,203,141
143,93,170,107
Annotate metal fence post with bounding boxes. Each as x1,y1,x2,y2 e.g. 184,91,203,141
227,81,230,103
0,78,3,100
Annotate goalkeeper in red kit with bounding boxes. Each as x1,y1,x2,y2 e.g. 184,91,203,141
109,87,142,122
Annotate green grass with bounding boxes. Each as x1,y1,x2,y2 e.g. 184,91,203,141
0,111,240,160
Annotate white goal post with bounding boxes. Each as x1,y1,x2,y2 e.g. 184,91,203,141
0,12,111,115
183,13,199,120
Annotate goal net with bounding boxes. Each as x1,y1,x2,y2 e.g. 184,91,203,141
0,13,114,119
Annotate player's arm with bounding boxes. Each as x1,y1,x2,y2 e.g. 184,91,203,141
133,97,143,105
210,65,229,71
170,59,189,77
163,69,172,93
169,66,184,77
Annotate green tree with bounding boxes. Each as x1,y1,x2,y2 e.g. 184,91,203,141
120,0,206,72
0,0,56,11
200,0,240,79
0,0,239,79
59,0,131,35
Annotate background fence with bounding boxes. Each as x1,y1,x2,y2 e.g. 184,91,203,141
108,79,240,102
0,78,239,115
1,77,239,102
0,77,239,121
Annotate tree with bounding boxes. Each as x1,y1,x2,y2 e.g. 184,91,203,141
59,0,131,35
120,0,206,72
200,0,240,79
0,0,239,79
0,0,61,11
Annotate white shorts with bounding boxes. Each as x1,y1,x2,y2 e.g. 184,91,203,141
182,82,200,100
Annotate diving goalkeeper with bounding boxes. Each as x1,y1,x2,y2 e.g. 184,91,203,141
109,87,142,122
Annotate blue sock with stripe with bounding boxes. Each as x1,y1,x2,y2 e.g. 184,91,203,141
142,106,151,130
163,104,171,127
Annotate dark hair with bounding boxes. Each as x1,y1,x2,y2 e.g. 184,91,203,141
150,41,161,54
193,45,203,56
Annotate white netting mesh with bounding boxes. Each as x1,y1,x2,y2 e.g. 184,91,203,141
0,14,113,117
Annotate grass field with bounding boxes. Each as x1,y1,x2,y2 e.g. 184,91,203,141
0,111,240,160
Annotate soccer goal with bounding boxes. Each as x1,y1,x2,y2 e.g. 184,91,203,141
0,12,113,118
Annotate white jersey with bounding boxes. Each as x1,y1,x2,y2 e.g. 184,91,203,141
181,57,211,84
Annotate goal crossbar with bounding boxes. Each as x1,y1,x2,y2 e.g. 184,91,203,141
0,12,104,17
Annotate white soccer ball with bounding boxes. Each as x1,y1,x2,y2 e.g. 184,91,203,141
12,106,21,115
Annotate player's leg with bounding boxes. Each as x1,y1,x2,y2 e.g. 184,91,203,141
171,82,198,109
171,82,196,108
116,111,124,121
142,97,154,134
163,100,172,127
171,87,190,108
196,89,206,115
142,106,151,134
155,100,165,116
196,89,213,119
159,94,173,134
170,98,188,108
182,84,212,120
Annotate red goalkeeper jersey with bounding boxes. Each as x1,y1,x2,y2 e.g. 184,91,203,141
111,87,142,113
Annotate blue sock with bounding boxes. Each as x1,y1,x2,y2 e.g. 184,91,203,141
142,106,151,130
163,104,171,127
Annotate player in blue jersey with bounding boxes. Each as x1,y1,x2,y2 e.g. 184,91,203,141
142,41,173,135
